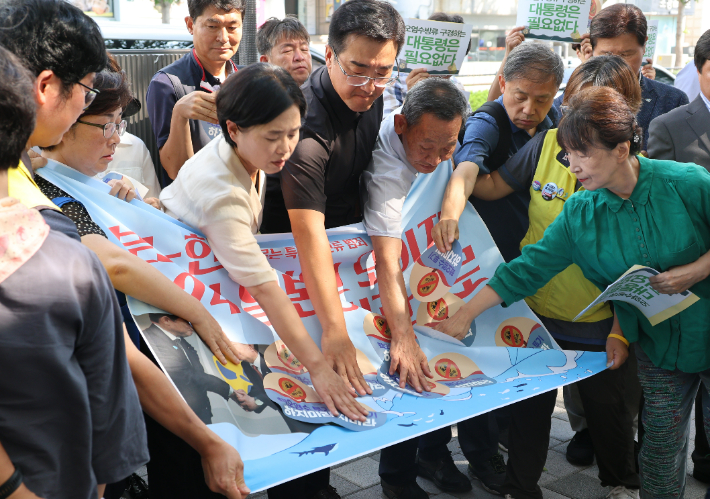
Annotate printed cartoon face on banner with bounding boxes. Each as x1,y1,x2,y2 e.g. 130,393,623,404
428,353,496,389
495,317,550,349
415,293,465,326
265,340,309,375
264,372,387,431
213,357,254,393
364,312,393,360
377,359,450,398
410,241,463,302
265,373,315,404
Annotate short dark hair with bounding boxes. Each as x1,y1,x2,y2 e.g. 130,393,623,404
257,16,310,56
563,55,642,114
427,13,472,55
694,28,710,74
328,0,405,57
0,46,36,172
0,0,107,97
42,55,133,151
188,0,245,19
504,43,564,87
217,63,307,147
149,313,179,323
428,12,464,23
558,87,643,157
590,4,647,50
401,78,470,129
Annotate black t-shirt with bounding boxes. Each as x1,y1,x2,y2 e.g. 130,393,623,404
261,66,384,233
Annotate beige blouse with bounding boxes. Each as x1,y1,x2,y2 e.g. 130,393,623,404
160,136,278,288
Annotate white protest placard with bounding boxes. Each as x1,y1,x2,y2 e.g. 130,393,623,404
644,20,659,60
517,0,593,43
399,18,473,75
574,265,700,326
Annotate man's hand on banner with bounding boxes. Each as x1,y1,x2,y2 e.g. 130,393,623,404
321,332,373,397
191,313,240,366
309,360,370,421
389,334,433,392
432,219,460,253
199,432,251,499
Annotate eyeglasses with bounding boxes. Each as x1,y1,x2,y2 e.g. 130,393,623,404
77,119,127,138
332,52,399,88
77,81,100,109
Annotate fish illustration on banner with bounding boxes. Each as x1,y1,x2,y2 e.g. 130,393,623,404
35,160,606,493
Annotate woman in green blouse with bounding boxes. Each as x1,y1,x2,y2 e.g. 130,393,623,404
434,85,710,499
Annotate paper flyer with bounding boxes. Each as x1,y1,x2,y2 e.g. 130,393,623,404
644,20,659,60
517,0,593,43
399,18,473,74
574,265,700,326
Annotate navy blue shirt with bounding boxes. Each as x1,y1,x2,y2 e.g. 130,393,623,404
146,50,236,185
455,96,554,262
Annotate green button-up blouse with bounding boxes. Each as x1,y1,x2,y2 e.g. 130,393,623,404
488,155,710,373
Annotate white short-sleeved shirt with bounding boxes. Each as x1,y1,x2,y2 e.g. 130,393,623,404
361,108,452,238
160,136,278,288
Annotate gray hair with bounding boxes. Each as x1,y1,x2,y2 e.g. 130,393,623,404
257,16,310,56
503,43,564,87
401,78,470,129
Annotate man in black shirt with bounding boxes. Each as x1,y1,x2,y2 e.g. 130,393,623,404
261,1,410,498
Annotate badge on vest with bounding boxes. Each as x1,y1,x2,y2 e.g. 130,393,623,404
532,180,541,191
556,188,566,199
541,182,558,201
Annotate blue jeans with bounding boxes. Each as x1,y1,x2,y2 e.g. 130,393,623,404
636,344,710,499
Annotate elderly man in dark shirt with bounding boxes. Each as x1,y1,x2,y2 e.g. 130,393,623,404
260,1,408,498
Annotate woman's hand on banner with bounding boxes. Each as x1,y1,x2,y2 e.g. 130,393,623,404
191,313,241,366
107,177,137,202
605,336,628,370
431,308,473,341
321,331,373,397
389,333,433,393
432,218,460,253
199,432,251,499
310,361,370,422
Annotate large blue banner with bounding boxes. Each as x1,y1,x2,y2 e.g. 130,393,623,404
38,162,606,492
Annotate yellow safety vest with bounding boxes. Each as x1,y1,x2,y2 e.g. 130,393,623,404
521,129,612,322
8,162,60,211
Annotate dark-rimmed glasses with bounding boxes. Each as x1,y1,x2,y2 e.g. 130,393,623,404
77,81,100,109
332,51,399,88
77,119,127,138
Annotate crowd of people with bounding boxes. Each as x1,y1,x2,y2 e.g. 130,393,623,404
0,0,709,498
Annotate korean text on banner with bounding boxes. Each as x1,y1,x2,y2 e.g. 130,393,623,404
516,0,593,43
399,18,473,75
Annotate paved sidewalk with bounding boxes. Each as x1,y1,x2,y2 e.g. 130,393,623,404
246,390,709,499
134,390,708,498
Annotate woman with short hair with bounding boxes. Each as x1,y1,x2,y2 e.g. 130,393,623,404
436,85,710,499
160,63,368,421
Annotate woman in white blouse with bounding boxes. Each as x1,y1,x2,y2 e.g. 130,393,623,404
160,63,368,422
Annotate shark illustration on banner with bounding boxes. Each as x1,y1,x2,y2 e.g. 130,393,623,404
37,161,607,492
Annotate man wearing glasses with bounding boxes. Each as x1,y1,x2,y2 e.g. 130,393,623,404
260,1,404,498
